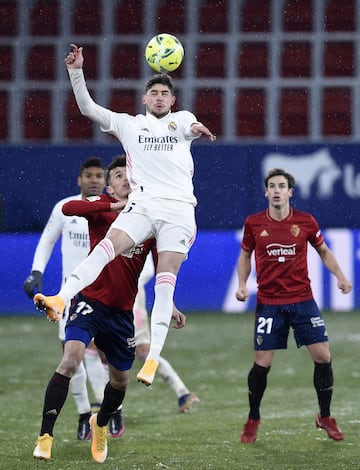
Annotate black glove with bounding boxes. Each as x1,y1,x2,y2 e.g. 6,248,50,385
23,270,43,299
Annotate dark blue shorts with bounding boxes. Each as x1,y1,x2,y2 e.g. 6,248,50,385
254,299,328,350
65,293,135,371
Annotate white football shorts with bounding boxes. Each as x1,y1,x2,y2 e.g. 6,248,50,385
111,197,196,254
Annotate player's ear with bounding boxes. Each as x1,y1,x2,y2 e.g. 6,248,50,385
171,95,176,106
77,176,81,188
142,95,147,105
106,184,115,196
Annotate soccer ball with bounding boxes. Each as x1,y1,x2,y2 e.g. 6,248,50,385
145,33,184,73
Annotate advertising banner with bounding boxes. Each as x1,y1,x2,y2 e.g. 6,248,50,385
2,229,357,315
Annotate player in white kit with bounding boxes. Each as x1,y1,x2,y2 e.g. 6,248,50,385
34,43,216,388
24,157,114,440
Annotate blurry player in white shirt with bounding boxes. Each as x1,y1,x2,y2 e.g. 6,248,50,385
24,157,108,440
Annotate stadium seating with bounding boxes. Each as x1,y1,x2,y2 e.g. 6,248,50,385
238,42,269,78
72,0,102,35
1,0,360,142
325,0,355,31
114,0,144,34
196,43,226,78
281,42,312,78
0,45,13,81
30,0,59,36
322,88,352,136
109,89,137,115
26,45,56,81
240,0,271,32
65,91,94,140
157,0,186,34
0,0,18,36
199,0,228,33
111,44,141,79
323,42,355,77
279,88,309,136
23,90,52,140
0,91,9,139
194,88,223,137
283,0,313,32
236,89,266,137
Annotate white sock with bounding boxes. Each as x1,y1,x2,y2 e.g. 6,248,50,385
157,356,189,398
59,238,115,304
148,272,176,363
70,361,91,414
84,349,107,403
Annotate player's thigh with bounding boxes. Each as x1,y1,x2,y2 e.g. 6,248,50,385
111,203,154,247
254,304,289,350
291,299,328,347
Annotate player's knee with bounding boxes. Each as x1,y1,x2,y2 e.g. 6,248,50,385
135,343,150,362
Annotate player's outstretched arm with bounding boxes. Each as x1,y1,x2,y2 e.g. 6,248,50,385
191,123,216,141
64,43,84,69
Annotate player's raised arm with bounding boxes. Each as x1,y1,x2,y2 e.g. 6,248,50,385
64,43,84,69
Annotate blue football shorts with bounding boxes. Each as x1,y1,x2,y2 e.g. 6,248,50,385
253,299,328,350
65,293,135,371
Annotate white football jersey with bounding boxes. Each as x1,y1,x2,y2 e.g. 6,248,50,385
31,194,90,284
69,69,200,205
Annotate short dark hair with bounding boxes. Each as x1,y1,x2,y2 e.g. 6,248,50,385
264,168,296,189
79,157,105,176
106,154,126,184
145,73,174,94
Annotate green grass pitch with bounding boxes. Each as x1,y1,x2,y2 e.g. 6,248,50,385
0,311,359,469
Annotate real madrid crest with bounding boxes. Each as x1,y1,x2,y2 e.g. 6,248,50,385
168,121,177,132
290,224,300,237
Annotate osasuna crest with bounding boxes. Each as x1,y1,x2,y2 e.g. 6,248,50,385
291,225,300,237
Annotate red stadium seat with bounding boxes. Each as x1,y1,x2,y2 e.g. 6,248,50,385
23,90,52,140
66,92,94,140
322,88,352,136
0,91,9,139
157,0,186,34
236,89,266,137
109,89,137,115
281,42,312,78
238,42,269,78
194,89,223,137
30,0,59,36
81,44,98,80
26,45,56,81
279,88,309,136
72,0,102,35
196,43,226,78
114,0,144,34
240,0,271,33
111,44,141,79
283,0,313,32
0,1,18,36
323,42,355,77
0,45,13,80
199,0,228,33
325,0,355,31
